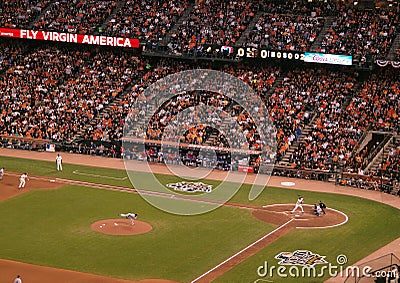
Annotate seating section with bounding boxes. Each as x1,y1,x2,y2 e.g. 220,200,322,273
103,0,188,46
33,0,117,34
0,46,139,142
318,9,399,59
245,14,324,52
0,0,52,28
168,0,259,54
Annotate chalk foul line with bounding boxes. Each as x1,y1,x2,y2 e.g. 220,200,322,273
72,170,127,181
190,218,295,283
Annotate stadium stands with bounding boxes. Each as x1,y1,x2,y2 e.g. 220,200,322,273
245,13,324,51
0,45,138,142
318,9,399,59
167,0,259,54
103,0,188,47
0,0,52,28
0,0,399,194
33,0,117,34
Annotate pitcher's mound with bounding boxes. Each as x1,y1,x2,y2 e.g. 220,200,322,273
91,219,152,235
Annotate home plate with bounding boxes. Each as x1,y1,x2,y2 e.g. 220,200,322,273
295,214,301,217
114,223,118,226
50,180,56,183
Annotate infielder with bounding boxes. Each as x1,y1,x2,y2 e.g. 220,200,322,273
56,154,63,171
18,173,29,189
119,213,138,226
0,167,4,180
291,196,304,213
13,274,22,283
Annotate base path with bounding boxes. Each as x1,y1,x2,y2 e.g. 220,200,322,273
0,174,62,201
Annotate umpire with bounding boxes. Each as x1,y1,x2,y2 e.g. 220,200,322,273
319,200,327,215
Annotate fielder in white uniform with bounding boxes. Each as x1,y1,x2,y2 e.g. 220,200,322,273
0,167,4,180
14,274,22,283
291,196,304,213
119,213,138,226
18,173,29,189
56,154,63,171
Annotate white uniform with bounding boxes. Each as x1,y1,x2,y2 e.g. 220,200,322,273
316,206,322,216
120,213,138,225
291,197,304,213
14,275,22,283
56,154,63,171
18,173,28,189
0,168,4,180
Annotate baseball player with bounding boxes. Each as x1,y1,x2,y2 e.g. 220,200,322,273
18,173,29,189
291,195,304,213
319,200,327,215
315,205,322,216
119,213,138,226
13,274,22,283
0,167,4,180
56,154,63,171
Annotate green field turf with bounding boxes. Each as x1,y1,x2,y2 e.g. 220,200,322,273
0,155,400,282
215,194,400,283
0,185,274,282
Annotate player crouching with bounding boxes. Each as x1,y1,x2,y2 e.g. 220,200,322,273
119,213,138,226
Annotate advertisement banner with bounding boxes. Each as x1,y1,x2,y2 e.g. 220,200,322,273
0,28,140,48
304,52,352,66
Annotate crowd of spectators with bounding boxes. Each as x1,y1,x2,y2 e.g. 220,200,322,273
0,42,24,72
2,0,400,62
0,45,138,142
167,0,259,54
318,8,399,59
0,0,52,28
32,0,117,34
375,139,400,180
265,68,356,163
285,69,359,170
245,13,324,52
261,0,344,17
287,66,399,177
356,68,400,133
0,36,398,192
103,0,188,48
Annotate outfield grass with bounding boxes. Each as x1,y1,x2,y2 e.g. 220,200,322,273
1,155,400,282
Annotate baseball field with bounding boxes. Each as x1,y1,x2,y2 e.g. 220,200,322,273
0,150,399,283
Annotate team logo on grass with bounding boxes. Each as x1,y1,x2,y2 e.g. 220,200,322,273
275,250,328,266
166,181,212,193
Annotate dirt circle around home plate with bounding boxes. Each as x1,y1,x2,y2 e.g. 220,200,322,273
253,204,348,229
91,219,152,235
